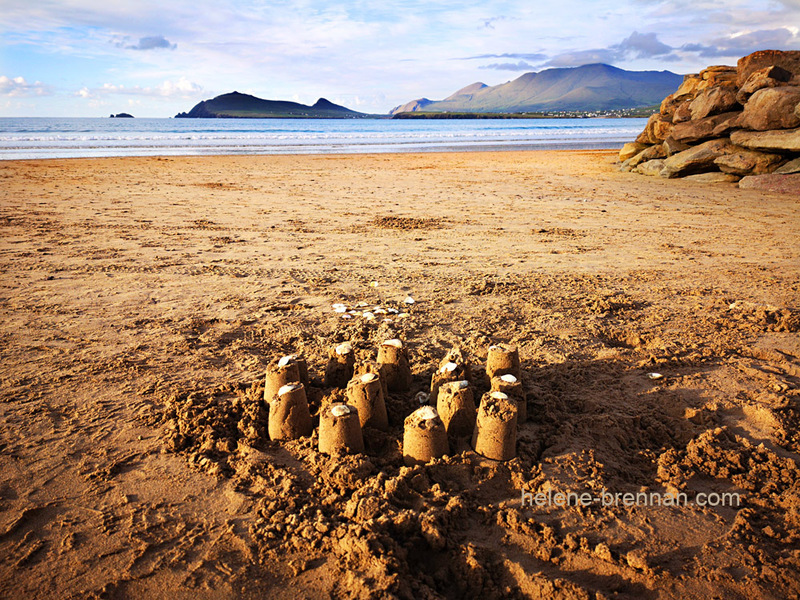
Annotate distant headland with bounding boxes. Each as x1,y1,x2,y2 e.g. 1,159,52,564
175,91,368,118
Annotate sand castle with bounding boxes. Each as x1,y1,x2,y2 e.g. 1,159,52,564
263,340,524,462
325,342,355,388
346,371,389,430
472,391,518,461
319,403,364,455
436,380,477,439
377,338,412,392
430,347,472,400
403,405,449,466
490,374,527,423
268,382,313,441
264,354,304,401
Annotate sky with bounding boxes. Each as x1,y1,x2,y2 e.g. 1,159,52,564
1,0,799,117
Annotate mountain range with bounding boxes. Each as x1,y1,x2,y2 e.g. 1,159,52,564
391,64,683,114
175,92,367,118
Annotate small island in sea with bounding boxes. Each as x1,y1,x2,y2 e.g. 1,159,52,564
109,113,134,118
175,91,368,118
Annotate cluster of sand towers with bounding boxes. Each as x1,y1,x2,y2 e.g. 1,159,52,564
264,339,526,465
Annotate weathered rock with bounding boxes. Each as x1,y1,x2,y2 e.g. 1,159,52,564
629,144,667,168
689,86,740,120
774,157,800,174
635,159,666,176
672,101,693,123
672,111,741,143
700,65,738,87
660,93,683,118
618,158,634,172
711,112,743,138
674,74,705,99
736,66,792,104
662,137,691,156
738,172,800,194
619,142,649,162
660,138,737,178
714,148,785,175
738,86,800,131
737,50,800,87
636,113,674,144
683,172,741,183
731,127,800,153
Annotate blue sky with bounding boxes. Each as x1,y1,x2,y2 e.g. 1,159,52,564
1,0,799,116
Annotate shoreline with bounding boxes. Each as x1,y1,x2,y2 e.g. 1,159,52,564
0,141,628,161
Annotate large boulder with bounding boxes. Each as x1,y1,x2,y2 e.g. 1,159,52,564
671,111,741,143
662,136,691,156
660,138,737,178
636,114,674,144
738,173,800,194
619,142,649,162
737,50,800,87
714,148,785,175
672,101,693,123
683,172,741,184
628,144,667,167
731,127,800,153
674,74,706,98
699,65,739,87
689,86,740,120
736,66,792,104
738,86,800,131
635,159,666,176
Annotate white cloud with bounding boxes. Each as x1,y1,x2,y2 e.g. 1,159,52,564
0,75,53,96
75,77,203,98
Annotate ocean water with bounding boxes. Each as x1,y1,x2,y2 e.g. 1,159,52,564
0,117,647,160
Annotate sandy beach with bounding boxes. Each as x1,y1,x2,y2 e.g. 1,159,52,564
1,149,799,599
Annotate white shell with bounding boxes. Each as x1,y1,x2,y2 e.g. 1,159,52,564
330,404,352,417
387,308,399,314
383,338,403,348
455,380,470,389
356,301,369,308
397,313,410,319
404,296,415,305
341,314,353,320
415,391,430,405
278,355,294,367
335,343,352,355
332,303,347,313
363,312,375,320
415,405,438,420
278,383,302,396
360,372,378,383
647,372,664,380
488,345,500,351
500,374,518,383
489,391,509,400
440,361,458,373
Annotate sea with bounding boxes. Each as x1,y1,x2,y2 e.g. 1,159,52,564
0,117,647,160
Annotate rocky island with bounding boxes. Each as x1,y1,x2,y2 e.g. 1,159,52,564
175,91,367,118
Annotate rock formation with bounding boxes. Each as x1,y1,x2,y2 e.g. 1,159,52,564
619,50,800,192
